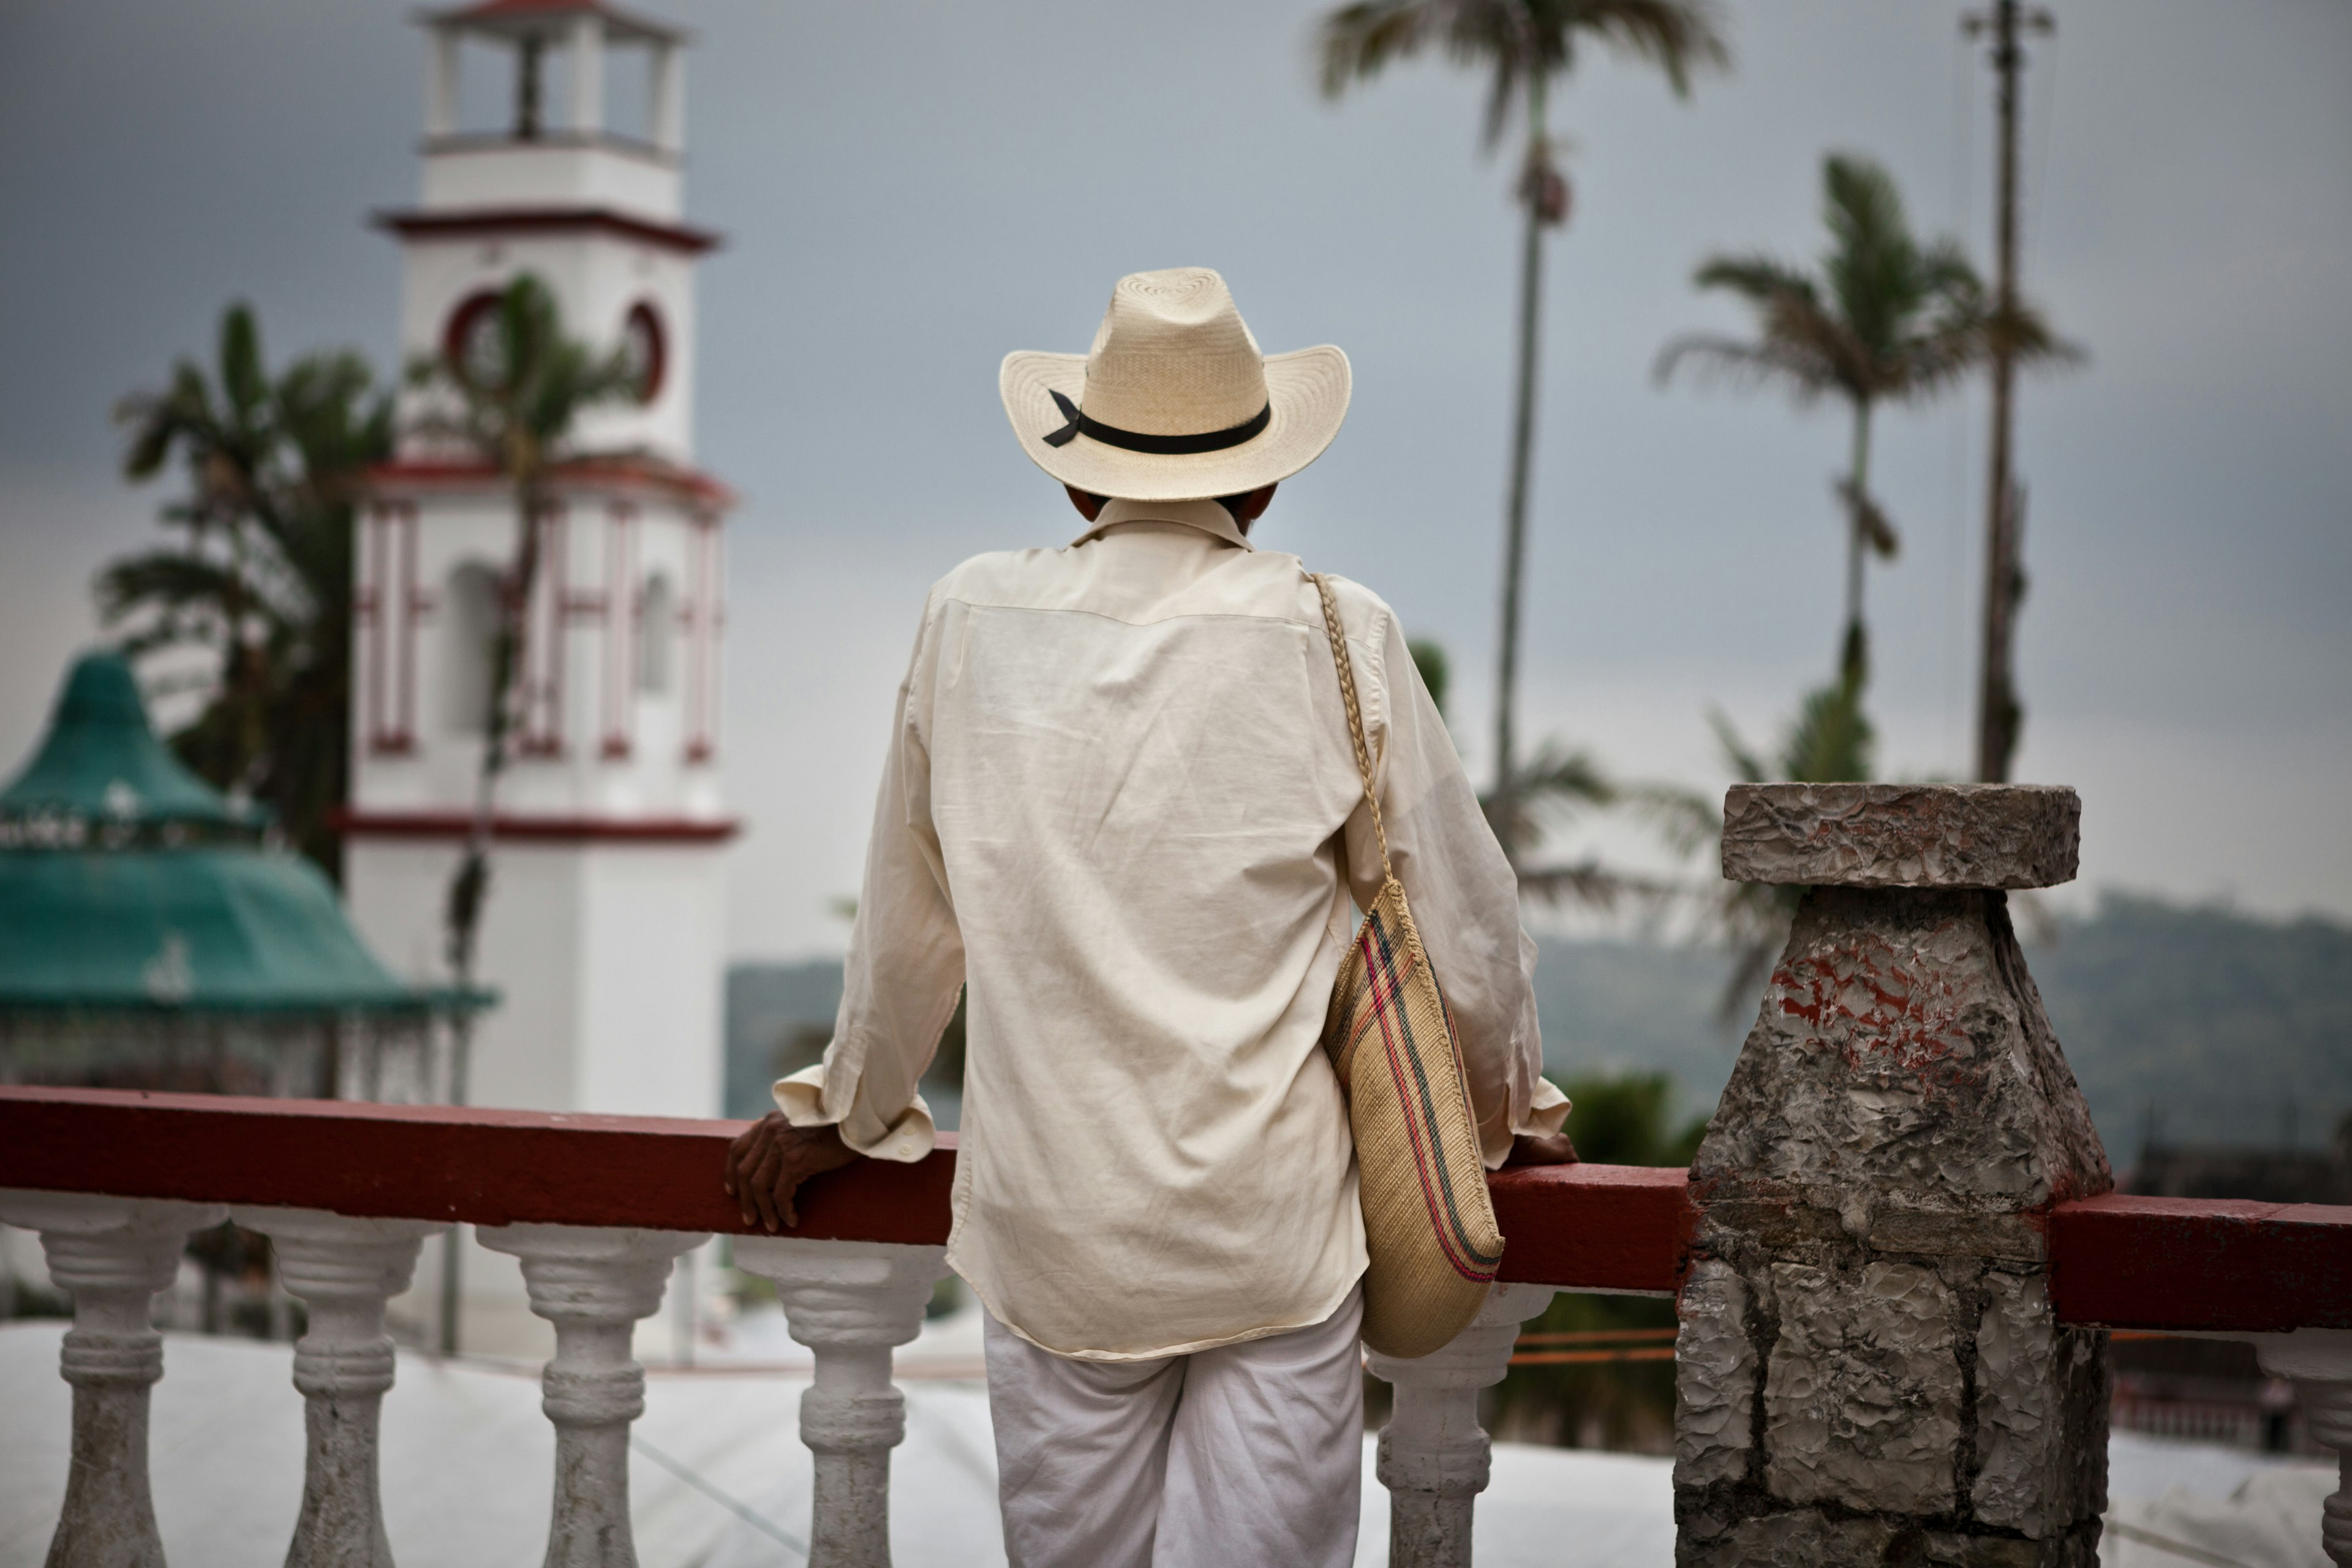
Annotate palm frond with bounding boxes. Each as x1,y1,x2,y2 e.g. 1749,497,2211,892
1553,0,1732,98
1319,0,1727,150
1653,333,1838,404
1836,478,1900,559
1318,0,1442,99
1778,674,1875,783
1706,706,1767,783
1515,856,1684,913
217,304,269,432
1618,780,1721,859
1691,253,1817,304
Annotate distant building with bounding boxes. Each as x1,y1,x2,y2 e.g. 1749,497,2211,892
345,0,733,1126
341,0,735,1353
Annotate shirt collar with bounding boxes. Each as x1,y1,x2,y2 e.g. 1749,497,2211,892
1071,497,1254,552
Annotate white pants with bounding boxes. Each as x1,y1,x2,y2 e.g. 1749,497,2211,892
983,1287,1365,1568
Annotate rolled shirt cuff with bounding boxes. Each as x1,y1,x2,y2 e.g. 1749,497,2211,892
772,1064,937,1163
1481,1074,1575,1169
1521,1075,1573,1137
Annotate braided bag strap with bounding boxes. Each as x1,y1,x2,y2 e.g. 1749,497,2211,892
1310,573,1395,886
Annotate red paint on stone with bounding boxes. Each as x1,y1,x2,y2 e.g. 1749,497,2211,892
1770,927,1985,1092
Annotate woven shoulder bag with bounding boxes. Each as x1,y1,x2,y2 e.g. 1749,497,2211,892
1311,573,1504,1359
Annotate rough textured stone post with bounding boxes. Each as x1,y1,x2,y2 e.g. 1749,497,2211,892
233,1207,444,1568
1676,784,2113,1568
1367,1283,1556,1568
478,1224,709,1568
733,1237,949,1568
0,1191,226,1568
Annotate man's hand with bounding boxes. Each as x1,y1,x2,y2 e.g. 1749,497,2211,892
1504,1130,1580,1168
722,1114,861,1232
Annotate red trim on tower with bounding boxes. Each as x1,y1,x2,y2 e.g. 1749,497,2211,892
375,206,720,256
601,504,637,760
685,513,721,764
369,456,735,508
361,503,423,755
426,0,687,48
334,809,738,843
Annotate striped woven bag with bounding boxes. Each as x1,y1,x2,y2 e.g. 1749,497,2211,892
1311,573,1503,1359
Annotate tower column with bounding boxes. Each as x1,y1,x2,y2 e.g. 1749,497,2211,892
568,14,605,137
424,26,459,139
651,45,685,154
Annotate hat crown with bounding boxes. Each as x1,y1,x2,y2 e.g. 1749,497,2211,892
1082,268,1268,439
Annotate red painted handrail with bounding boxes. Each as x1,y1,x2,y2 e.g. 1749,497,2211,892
2,1086,2346,1330
2047,1192,2352,1333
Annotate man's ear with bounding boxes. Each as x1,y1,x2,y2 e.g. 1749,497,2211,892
1066,485,1107,523
1229,483,1277,532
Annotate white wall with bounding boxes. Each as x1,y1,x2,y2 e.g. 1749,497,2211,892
394,229,698,463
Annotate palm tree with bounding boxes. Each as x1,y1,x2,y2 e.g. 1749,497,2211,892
1655,153,2073,688
1639,676,1875,1020
404,274,638,1007
1321,0,1730,864
107,304,391,877
1409,633,1671,911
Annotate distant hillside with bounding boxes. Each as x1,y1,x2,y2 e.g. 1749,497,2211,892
726,894,2352,1155
2029,894,2352,1153
1530,894,2352,1157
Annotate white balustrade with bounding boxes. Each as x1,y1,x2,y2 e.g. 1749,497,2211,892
232,1207,444,1568
2242,1329,2352,1566
732,1237,951,1568
478,1223,708,1568
0,1190,227,1568
1366,1282,1558,1568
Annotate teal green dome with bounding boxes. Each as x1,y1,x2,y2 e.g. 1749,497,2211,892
0,650,262,844
0,651,452,1020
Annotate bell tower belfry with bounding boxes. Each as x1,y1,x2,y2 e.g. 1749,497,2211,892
346,0,733,1143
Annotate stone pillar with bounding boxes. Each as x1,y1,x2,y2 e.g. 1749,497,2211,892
1675,784,2112,1568
233,1208,445,1568
1368,1283,1556,1568
733,1237,949,1568
0,1191,226,1568
478,1224,709,1568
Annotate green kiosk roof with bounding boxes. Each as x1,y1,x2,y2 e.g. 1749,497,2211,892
0,652,466,1016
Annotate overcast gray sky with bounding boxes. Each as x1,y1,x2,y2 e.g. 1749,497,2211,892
2,0,2346,957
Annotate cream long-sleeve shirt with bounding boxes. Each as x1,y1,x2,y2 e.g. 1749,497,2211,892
777,497,1567,1360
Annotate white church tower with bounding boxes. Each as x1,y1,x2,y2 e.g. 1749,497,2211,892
346,0,732,1141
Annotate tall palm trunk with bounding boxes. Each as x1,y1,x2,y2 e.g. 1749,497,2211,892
1839,399,1873,688
1492,75,1549,865
435,471,541,1354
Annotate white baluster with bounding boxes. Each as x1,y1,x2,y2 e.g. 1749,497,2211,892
1366,1283,1557,1568
0,1191,225,1568
478,1224,707,1568
232,1208,444,1568
2249,1329,2352,1566
732,1238,949,1568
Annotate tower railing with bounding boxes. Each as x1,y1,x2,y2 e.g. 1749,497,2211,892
2,1082,2346,1568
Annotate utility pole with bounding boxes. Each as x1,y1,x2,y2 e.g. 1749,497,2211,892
1965,0,2052,782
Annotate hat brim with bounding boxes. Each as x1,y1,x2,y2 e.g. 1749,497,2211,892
999,345,1351,502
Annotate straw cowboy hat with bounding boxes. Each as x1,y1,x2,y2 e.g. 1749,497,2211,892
1000,268,1351,502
